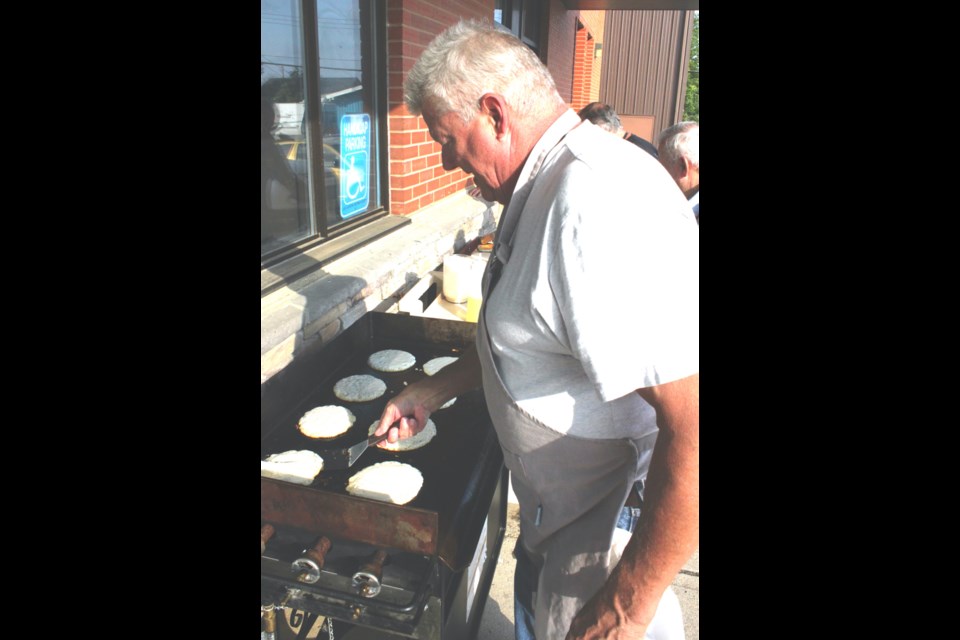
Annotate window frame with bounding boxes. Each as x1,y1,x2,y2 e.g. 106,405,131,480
495,0,548,58
261,0,395,279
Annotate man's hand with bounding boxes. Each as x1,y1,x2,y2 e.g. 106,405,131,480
375,386,434,444
565,580,645,639
374,346,483,445
566,372,698,640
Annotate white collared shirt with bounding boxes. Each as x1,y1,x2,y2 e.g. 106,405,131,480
484,113,699,442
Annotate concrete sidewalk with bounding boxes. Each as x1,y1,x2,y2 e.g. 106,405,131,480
478,503,699,639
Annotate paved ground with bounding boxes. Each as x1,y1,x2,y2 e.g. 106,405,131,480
478,502,699,640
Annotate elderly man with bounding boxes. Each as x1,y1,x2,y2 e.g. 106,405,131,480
658,122,700,223
578,101,660,159
376,20,698,640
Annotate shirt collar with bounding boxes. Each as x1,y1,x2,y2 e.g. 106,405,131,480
493,110,581,268
511,109,582,198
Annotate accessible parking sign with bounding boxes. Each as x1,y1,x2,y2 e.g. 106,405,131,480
339,114,370,219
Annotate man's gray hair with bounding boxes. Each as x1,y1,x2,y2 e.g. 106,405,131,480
404,19,564,123
577,102,622,134
658,121,699,171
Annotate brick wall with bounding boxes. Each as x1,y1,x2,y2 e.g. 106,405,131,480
580,9,604,104
386,0,492,216
570,11,607,113
570,20,593,111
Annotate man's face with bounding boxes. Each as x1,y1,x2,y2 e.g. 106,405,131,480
422,99,506,204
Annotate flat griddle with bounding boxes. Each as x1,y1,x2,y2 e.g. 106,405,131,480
261,312,501,569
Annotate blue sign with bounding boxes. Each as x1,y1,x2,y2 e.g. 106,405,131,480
339,114,370,219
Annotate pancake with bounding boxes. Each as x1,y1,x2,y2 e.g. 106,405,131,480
346,461,424,505
367,349,416,372
423,356,458,376
297,405,356,439
260,450,324,485
333,374,387,402
368,418,437,452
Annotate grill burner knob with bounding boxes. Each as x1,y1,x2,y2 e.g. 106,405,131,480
352,549,388,598
291,536,332,584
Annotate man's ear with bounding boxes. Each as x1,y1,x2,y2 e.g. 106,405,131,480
678,156,690,179
479,93,509,139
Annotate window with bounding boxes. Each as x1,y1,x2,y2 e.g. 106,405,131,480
494,0,545,57
261,0,386,263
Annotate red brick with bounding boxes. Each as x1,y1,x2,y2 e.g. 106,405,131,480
412,183,427,198
426,178,441,192
387,7,402,25
408,11,447,35
418,142,438,156
399,40,425,58
403,0,433,20
390,115,421,132
408,27,437,47
389,104,413,120
392,145,419,160
390,132,412,146
391,186,413,201
396,172,420,188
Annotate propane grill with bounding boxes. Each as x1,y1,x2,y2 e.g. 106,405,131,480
261,312,508,639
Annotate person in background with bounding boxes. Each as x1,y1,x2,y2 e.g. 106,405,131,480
578,101,660,159
261,95,305,243
658,121,699,223
376,19,698,640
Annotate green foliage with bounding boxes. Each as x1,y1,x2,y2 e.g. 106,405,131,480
263,68,304,103
683,13,699,123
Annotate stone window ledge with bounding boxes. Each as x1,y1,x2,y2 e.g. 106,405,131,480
261,192,500,383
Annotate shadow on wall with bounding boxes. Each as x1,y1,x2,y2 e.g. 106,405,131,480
261,248,368,426
452,200,498,256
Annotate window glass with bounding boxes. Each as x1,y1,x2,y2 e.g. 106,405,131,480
492,0,542,56
261,0,312,255
318,0,380,228
261,0,382,261
521,0,542,48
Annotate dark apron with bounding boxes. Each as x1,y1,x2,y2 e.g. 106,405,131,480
477,254,641,639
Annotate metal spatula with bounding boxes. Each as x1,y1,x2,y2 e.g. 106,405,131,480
322,431,390,470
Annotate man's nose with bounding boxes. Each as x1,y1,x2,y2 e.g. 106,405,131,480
441,147,457,172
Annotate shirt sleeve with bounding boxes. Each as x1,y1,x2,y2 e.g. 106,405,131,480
549,157,699,401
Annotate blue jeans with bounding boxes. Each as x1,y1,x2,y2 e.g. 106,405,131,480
514,482,643,640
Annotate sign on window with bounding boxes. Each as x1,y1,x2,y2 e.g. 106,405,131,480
340,114,370,219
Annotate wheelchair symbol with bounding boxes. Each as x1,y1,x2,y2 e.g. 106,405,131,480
342,152,367,203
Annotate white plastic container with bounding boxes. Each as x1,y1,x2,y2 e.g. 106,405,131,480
442,254,473,303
